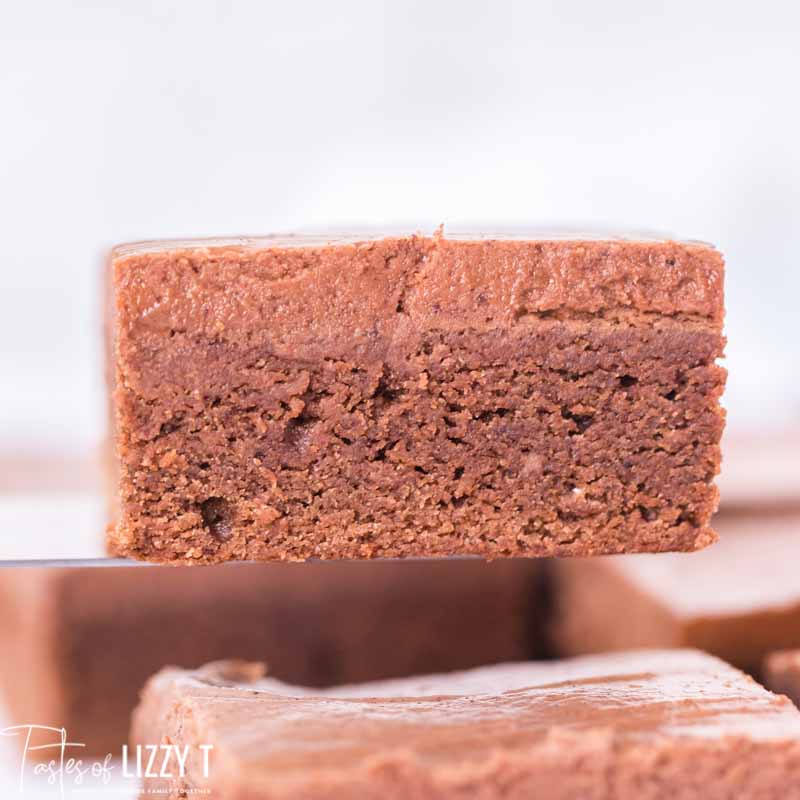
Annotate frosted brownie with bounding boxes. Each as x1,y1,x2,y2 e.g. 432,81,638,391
131,650,800,799
106,232,726,563
765,650,800,708
0,559,538,756
552,513,800,673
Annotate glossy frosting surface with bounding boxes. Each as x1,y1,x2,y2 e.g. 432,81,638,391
153,650,800,774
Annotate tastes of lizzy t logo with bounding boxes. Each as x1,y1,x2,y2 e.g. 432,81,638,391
0,724,213,795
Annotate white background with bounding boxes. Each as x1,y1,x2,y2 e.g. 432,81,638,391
1,0,798,450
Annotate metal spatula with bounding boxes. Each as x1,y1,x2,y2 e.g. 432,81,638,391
0,493,150,568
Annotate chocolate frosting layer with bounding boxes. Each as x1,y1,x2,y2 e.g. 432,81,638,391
112,232,724,369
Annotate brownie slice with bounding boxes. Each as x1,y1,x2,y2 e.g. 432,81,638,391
0,558,538,756
551,513,800,674
131,650,800,800
106,232,725,563
764,649,800,708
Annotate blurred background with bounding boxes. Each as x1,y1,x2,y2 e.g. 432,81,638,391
1,0,799,462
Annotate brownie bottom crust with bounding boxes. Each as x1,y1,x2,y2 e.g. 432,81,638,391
112,314,724,562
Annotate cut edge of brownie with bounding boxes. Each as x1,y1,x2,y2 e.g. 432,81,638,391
107,232,725,563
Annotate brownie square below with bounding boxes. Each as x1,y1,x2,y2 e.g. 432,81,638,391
131,650,800,800
551,513,800,674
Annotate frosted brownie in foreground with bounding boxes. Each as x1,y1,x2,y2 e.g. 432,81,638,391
106,232,725,563
552,514,800,673
765,650,800,708
132,650,800,800
0,559,538,756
